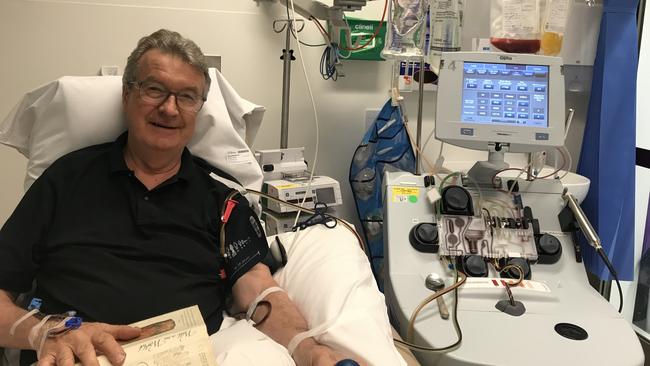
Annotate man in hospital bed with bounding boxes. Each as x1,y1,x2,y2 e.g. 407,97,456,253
0,29,364,366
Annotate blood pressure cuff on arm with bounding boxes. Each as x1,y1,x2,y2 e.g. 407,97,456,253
223,194,269,287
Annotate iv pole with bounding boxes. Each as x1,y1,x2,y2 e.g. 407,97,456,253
415,58,425,175
273,18,304,149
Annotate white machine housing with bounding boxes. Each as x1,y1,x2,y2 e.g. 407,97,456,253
256,148,308,181
256,147,343,213
382,172,644,366
435,52,565,153
263,175,342,213
382,51,643,365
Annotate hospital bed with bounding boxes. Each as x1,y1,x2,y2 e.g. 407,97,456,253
0,70,415,366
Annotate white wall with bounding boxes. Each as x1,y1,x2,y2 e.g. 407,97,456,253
0,0,395,225
0,0,597,227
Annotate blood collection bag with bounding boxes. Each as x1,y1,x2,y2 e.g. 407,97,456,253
490,0,542,54
540,0,571,56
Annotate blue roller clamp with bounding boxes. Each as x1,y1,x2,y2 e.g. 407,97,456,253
64,316,83,330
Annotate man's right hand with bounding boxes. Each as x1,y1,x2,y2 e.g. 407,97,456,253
37,322,141,366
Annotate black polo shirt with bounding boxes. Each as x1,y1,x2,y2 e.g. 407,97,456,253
0,133,267,339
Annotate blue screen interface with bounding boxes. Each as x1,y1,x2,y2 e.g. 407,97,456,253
461,62,549,128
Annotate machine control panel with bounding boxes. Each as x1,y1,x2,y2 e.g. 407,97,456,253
408,183,563,282
382,170,643,366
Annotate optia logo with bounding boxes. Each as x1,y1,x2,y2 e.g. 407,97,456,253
499,55,513,61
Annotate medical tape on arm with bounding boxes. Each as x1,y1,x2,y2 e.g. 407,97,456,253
287,327,324,356
287,276,366,356
287,315,343,356
246,286,285,323
27,314,53,355
9,308,40,336
27,315,82,357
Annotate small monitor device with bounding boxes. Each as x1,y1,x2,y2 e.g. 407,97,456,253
435,52,565,153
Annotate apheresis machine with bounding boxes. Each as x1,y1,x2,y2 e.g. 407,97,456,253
384,52,644,365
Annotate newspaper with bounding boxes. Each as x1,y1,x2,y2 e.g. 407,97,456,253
81,305,217,366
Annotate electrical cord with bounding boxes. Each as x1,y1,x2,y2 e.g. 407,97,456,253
393,268,466,353
287,0,320,236
435,172,460,217
402,120,453,181
482,208,493,223
507,162,532,194
320,43,340,80
596,247,624,313
496,264,525,287
285,4,328,47
491,148,566,193
401,117,459,197
438,172,461,192
245,188,367,254
333,15,358,60
309,16,330,43
296,38,328,47
535,147,567,179
405,118,487,215
480,197,518,219
462,174,484,213
420,126,438,155
558,146,572,180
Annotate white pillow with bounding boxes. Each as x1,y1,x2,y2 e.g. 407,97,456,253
211,225,407,366
273,225,406,366
0,69,265,191
211,318,294,366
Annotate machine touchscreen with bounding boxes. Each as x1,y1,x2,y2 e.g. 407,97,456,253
435,52,564,152
460,62,549,128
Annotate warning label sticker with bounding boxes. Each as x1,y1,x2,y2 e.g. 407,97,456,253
392,187,419,203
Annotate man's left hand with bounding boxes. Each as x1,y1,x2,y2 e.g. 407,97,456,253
293,339,367,366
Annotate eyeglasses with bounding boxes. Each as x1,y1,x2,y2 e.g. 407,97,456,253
129,80,206,113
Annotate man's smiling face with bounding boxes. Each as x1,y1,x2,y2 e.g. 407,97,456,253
122,48,206,155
